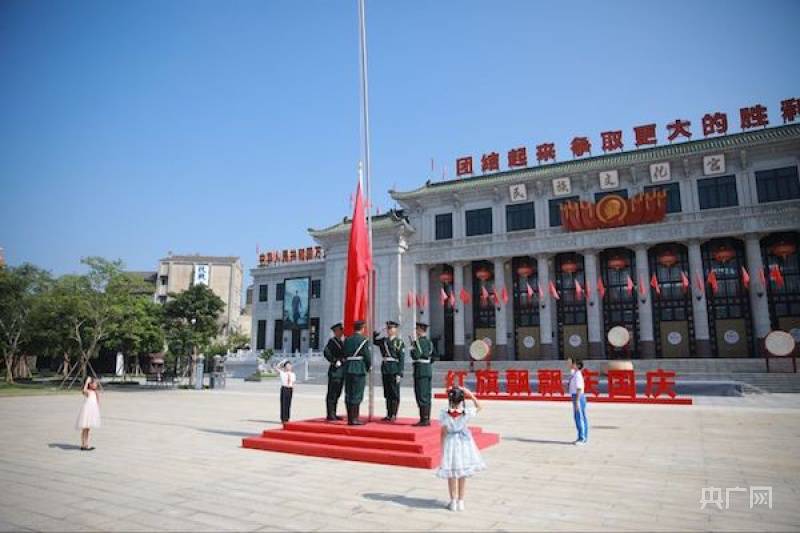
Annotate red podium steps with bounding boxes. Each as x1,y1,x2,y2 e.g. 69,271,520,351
242,417,500,469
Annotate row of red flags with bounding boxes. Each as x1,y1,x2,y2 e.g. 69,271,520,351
406,265,787,308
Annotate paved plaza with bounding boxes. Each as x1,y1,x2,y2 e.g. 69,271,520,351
1,381,799,532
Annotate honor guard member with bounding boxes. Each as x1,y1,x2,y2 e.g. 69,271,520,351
410,321,437,426
323,322,347,421
343,320,372,426
374,320,405,422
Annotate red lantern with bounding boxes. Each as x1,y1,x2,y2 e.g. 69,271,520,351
712,244,735,264
475,266,492,281
770,240,797,259
607,255,628,271
657,248,678,268
516,263,535,278
439,270,454,285
561,258,578,274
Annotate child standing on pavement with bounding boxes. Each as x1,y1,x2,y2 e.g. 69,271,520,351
567,357,588,445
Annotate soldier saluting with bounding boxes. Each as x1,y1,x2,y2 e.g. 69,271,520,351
343,320,372,426
323,322,346,421
410,321,436,426
373,320,405,422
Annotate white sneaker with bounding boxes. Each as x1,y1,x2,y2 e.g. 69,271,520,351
457,500,465,511
448,499,457,511
574,440,586,446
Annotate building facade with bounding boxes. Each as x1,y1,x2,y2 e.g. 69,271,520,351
154,254,244,336
251,125,800,360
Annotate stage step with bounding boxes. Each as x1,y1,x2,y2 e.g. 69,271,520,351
242,418,500,469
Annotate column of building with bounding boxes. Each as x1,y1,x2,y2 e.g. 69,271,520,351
493,257,508,359
453,261,467,360
583,250,605,358
688,240,713,356
744,233,772,353
537,254,556,358
634,245,656,358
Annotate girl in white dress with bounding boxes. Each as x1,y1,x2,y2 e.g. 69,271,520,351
76,376,101,451
436,386,486,511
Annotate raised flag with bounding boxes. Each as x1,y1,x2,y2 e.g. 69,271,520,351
597,277,606,300
650,273,661,296
707,270,719,295
549,280,560,300
680,271,690,293
342,174,372,336
741,266,750,289
575,279,584,300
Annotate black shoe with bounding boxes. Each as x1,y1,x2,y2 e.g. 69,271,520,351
334,415,344,420
326,416,338,422
418,405,431,426
350,405,364,425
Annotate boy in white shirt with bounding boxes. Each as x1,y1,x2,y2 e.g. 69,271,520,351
278,360,296,424
567,357,588,445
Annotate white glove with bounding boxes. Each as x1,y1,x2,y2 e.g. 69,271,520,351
396,375,402,383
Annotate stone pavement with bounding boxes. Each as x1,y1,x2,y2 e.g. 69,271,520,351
0,380,799,532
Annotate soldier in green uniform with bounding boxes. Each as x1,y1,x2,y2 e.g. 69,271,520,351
374,320,405,422
343,320,372,426
410,321,436,426
323,322,346,421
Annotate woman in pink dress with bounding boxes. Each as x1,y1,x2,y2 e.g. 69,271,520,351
76,376,101,451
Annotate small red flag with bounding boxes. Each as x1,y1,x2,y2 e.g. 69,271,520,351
406,291,413,308
538,282,545,301
440,287,448,306
626,275,635,296
758,266,767,289
491,291,500,306
680,271,690,293
650,273,661,296
501,286,509,305
459,287,471,304
549,280,560,300
707,270,719,295
694,272,705,295
526,281,534,300
480,285,490,302
416,293,423,308
448,291,456,308
575,279,584,300
638,275,648,297
741,266,750,289
597,277,606,300
770,264,785,288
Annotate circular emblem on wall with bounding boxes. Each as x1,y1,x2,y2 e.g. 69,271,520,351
790,328,800,342
765,330,796,357
723,330,740,345
523,336,535,349
667,331,682,346
568,334,582,348
596,195,629,227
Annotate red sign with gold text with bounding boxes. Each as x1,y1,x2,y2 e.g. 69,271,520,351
559,190,668,231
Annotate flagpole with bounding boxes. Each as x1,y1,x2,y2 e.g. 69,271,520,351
357,0,376,421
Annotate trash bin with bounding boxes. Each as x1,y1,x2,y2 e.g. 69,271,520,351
194,355,205,390
211,355,226,389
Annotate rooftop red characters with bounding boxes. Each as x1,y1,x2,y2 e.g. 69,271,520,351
634,124,657,147
456,156,474,177
702,112,728,136
481,152,500,173
740,104,769,130
667,119,692,141
601,130,624,152
508,147,528,168
570,136,592,158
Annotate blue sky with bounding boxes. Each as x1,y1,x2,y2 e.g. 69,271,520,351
1,0,798,278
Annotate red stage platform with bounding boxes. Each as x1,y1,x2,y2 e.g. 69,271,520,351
433,392,692,405
242,417,500,469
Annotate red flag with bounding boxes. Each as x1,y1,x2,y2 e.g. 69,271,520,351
680,271,690,293
459,287,471,304
597,276,606,300
448,291,456,308
707,270,719,295
549,280,560,300
526,281,534,299
575,279,584,300
492,291,500,306
770,264,785,289
406,291,413,308
758,266,767,289
440,287,448,305
650,273,661,296
538,282,545,301
480,285,490,302
501,286,509,305
741,266,750,289
638,275,648,297
416,294,423,308
694,272,705,295
343,176,372,336
626,275,635,296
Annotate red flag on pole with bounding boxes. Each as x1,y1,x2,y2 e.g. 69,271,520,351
758,266,767,290
538,282,545,301
741,266,750,289
707,270,719,295
575,279,584,300
459,287,471,304
650,273,661,296
406,291,413,308
638,275,648,297
626,275,635,296
770,264,785,288
694,272,705,295
501,286,509,305
480,285,490,302
549,280,560,300
343,175,372,336
492,291,500,306
439,287,448,306
680,271,690,293
526,281,534,300
597,276,606,300
448,291,456,308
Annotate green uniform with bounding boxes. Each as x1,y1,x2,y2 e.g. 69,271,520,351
343,333,371,406
323,336,346,419
410,336,436,408
375,335,405,420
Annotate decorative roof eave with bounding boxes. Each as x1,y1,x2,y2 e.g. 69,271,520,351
390,124,800,201
307,209,413,239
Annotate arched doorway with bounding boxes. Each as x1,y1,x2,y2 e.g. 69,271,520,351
556,253,588,360
702,238,752,357
512,256,540,359
600,248,638,356
649,244,694,357
762,232,800,341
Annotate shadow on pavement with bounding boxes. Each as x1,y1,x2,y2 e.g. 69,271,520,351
363,493,444,509
48,443,82,450
503,437,575,445
197,428,255,438
242,419,282,425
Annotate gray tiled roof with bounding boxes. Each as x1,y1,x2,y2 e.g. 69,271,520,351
390,123,800,200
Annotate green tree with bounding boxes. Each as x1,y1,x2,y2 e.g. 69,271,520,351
162,284,225,374
104,285,165,376
0,264,52,383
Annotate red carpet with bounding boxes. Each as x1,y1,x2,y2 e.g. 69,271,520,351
242,417,500,469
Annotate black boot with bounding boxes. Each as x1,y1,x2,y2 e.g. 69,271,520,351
390,399,399,422
346,404,355,425
382,403,391,422
413,405,425,426
326,400,337,421
419,405,431,426
351,403,364,426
